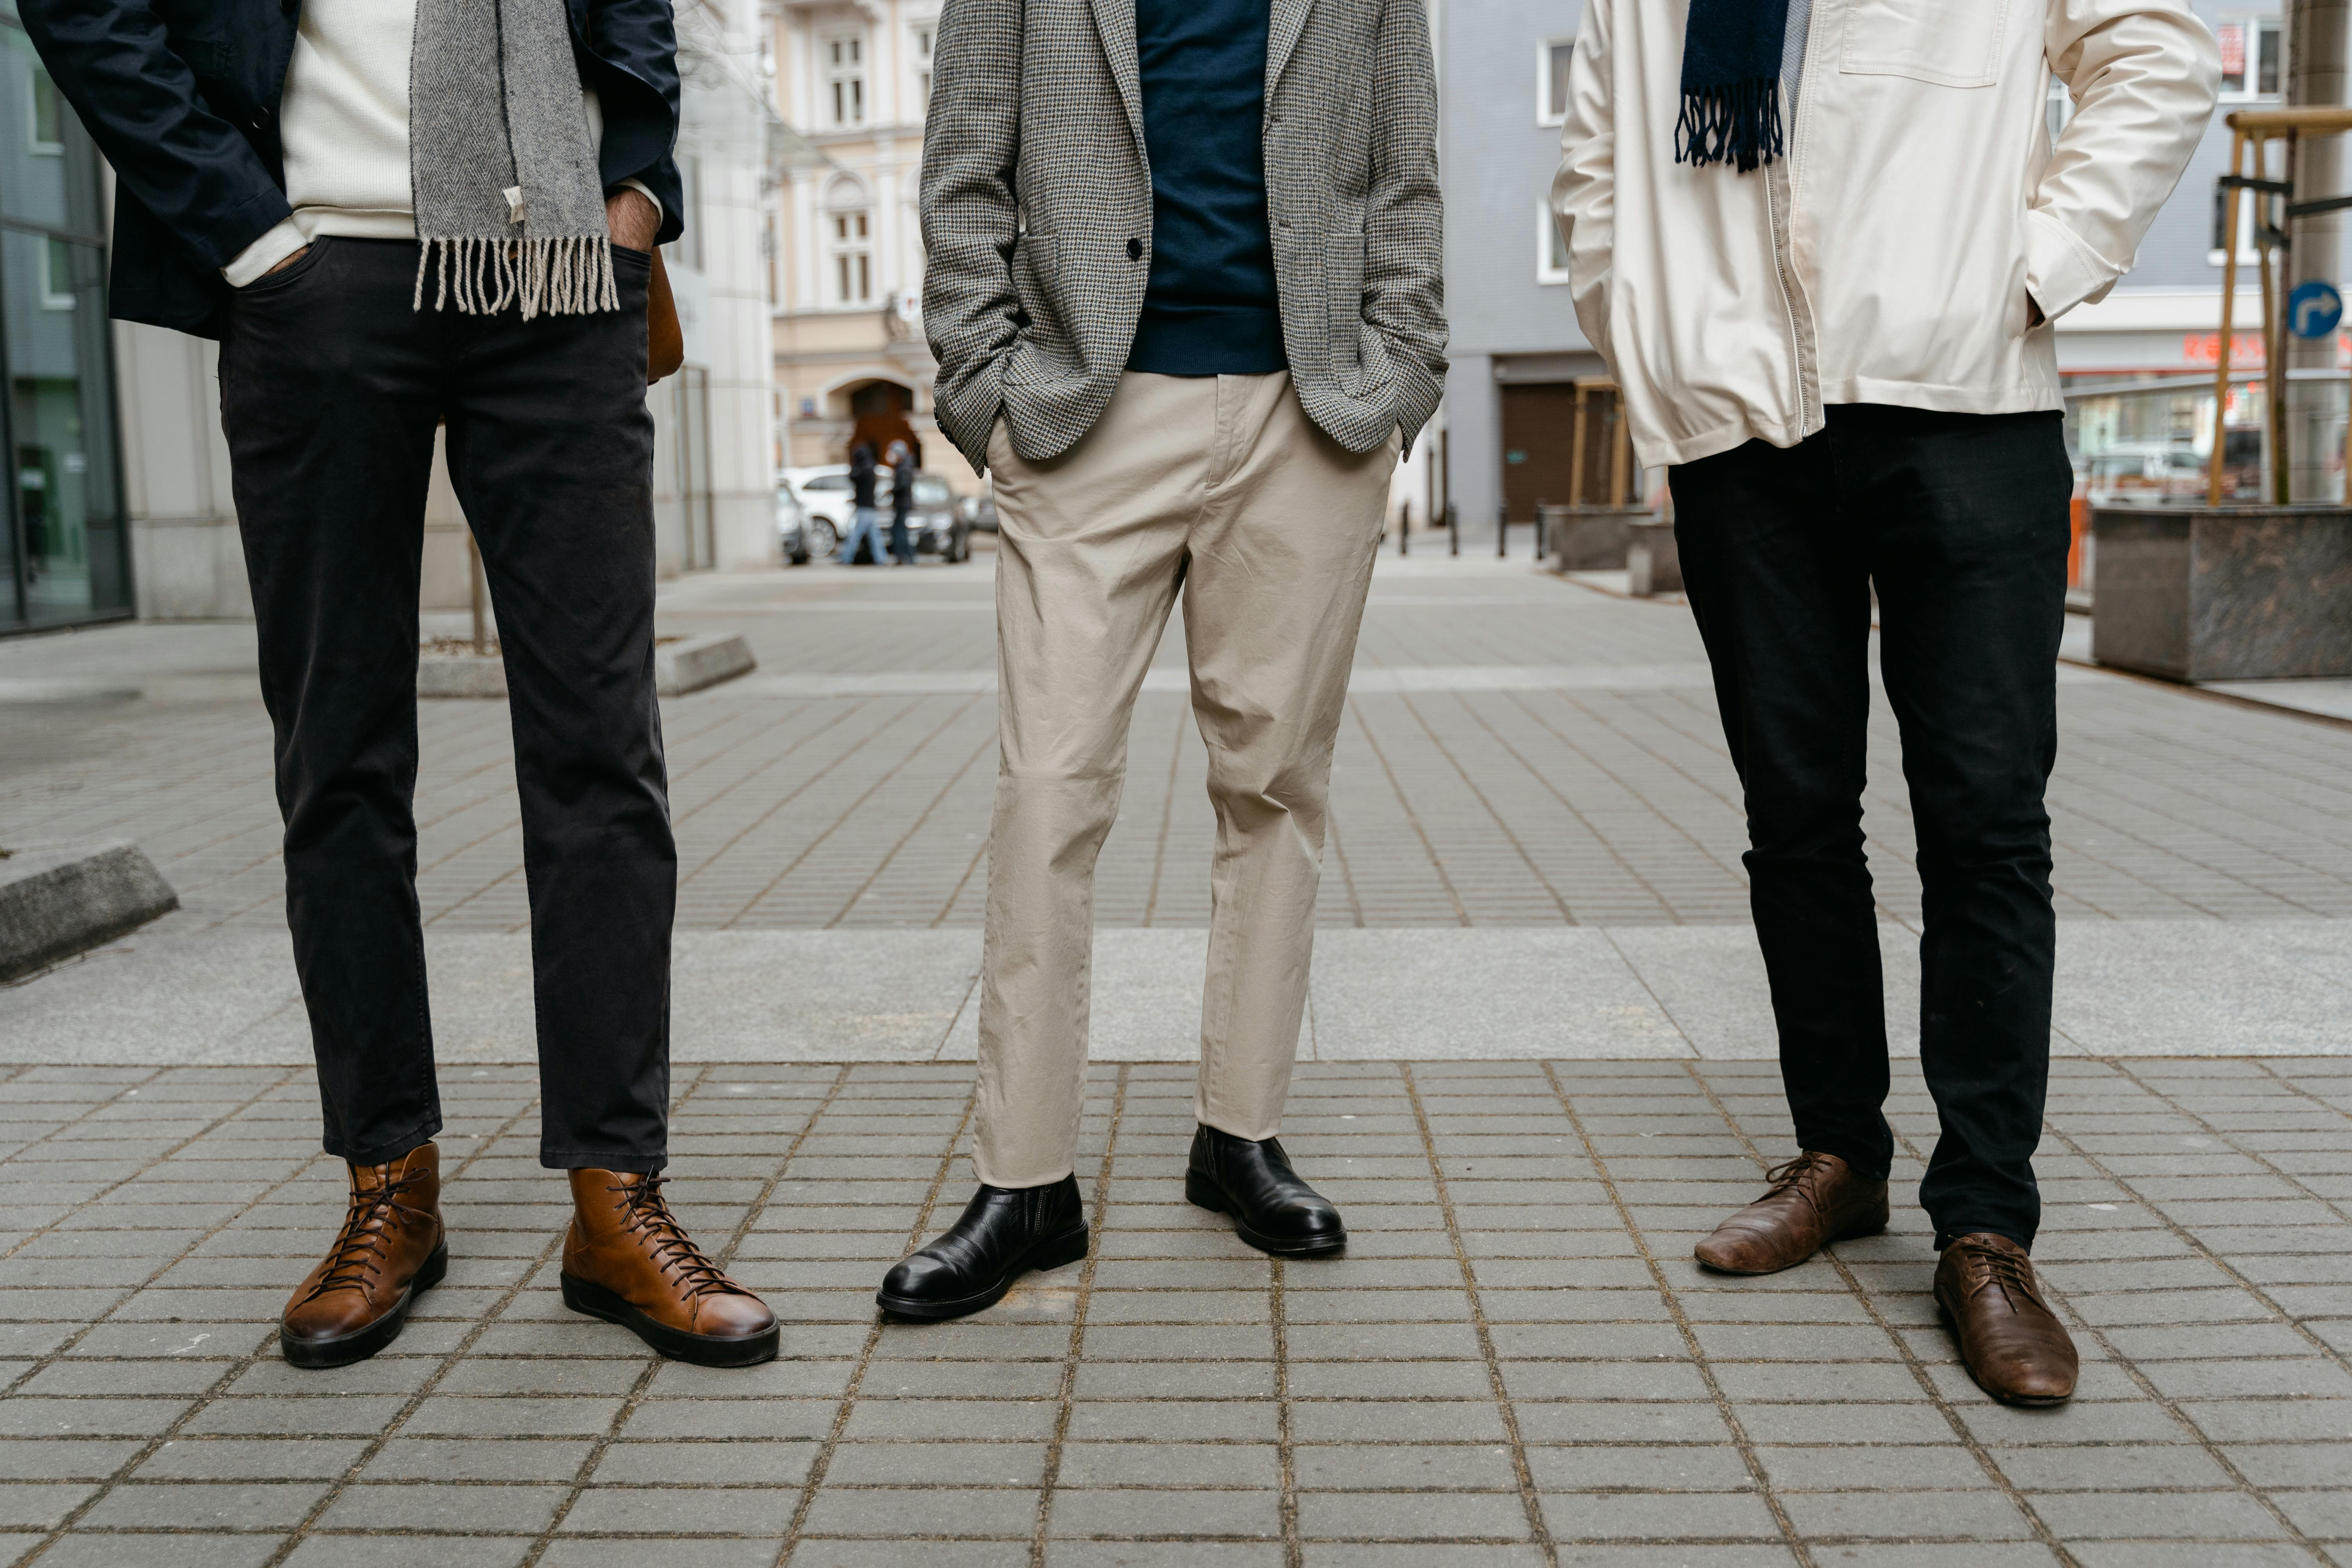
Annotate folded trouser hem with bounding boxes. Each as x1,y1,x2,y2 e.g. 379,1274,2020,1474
971,1157,1076,1191
325,1112,444,1169
541,1150,666,1174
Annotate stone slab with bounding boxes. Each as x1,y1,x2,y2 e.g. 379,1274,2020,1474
657,633,757,697
0,843,180,984
2092,503,2352,681
1626,518,1683,597
5,921,2342,1065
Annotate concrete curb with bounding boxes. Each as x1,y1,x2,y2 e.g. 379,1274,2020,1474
657,633,757,696
0,842,180,983
416,634,756,700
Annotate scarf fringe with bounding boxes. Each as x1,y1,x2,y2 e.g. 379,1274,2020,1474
1676,78,1783,173
410,235,622,319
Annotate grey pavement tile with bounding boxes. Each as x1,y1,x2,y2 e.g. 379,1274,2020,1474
1047,1487,1283,1538
539,1544,784,1568
797,1485,1040,1538
1777,1488,2034,1541
1539,1490,1782,1541
1295,1488,1535,1541
77,1479,330,1530
282,1540,533,1568
314,1481,570,1533
38,1536,287,1568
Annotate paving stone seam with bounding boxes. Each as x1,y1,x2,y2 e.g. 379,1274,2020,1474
1893,1077,2338,1566
1671,1056,2086,1568
1395,693,1578,926
1537,1059,1817,1568
7,1072,327,1561
826,725,997,929
726,695,985,929
254,1076,580,1568
771,1080,980,1564
1396,1062,1559,1564
2183,1061,2352,1230
1030,1062,1131,1567
1342,697,1471,926
0,1065,175,1264
1467,690,1710,919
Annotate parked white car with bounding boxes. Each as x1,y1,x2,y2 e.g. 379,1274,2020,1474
782,465,855,559
781,464,973,562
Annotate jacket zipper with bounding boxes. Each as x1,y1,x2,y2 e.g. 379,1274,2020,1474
1763,15,1825,437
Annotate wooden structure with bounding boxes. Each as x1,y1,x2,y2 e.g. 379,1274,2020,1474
2209,107,2352,505
1566,378,1636,508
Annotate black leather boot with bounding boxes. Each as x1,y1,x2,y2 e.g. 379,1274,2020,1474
1186,1124,1346,1257
876,1175,1088,1320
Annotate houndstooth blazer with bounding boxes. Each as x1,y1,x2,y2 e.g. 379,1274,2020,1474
919,0,1446,474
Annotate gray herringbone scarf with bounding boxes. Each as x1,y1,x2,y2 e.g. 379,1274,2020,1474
408,0,618,318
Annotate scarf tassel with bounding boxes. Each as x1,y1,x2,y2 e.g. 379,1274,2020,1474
410,235,622,319
1675,78,1784,173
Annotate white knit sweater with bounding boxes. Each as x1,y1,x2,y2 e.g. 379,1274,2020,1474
224,0,657,286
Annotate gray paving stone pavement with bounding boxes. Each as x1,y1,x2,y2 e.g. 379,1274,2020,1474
0,1055,2347,1564
4,551,2351,1558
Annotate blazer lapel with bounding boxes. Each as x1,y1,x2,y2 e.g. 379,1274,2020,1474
1265,0,1317,96
1087,0,1149,156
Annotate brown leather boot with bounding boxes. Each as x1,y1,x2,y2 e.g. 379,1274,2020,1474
279,1143,447,1368
560,1170,779,1367
1935,1232,2078,1405
1693,1150,1889,1275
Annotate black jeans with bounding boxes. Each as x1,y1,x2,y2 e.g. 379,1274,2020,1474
1670,405,2072,1249
221,237,675,1173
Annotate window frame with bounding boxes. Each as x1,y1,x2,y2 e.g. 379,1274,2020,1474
826,200,874,307
823,31,866,128
2214,16,2285,102
1537,200,1571,287
1536,35,1576,129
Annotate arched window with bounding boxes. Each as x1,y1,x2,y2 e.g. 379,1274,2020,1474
825,180,874,306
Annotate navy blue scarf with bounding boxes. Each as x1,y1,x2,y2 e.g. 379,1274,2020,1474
1677,0,1790,172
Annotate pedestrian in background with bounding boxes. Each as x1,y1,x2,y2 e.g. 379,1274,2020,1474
1553,0,2217,1403
837,441,888,564
18,0,778,1370
878,0,1445,1320
887,439,919,565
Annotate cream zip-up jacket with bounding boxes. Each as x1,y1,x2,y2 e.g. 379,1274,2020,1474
1552,0,2220,468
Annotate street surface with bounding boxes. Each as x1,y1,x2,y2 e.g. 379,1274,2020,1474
0,548,2347,1563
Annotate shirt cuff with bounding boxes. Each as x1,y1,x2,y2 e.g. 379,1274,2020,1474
2022,208,2116,324
222,219,310,289
613,179,662,225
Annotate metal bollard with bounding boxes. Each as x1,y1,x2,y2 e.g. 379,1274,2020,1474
1497,502,1509,558
1446,502,1459,555
1534,499,1547,564
1398,501,1410,556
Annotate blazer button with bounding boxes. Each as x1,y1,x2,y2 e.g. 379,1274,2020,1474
1126,238,1143,261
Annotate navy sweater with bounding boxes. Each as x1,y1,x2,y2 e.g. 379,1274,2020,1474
1127,0,1289,376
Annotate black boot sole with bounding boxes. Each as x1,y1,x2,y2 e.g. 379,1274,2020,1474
280,1238,448,1369
875,1224,1089,1321
560,1273,780,1367
1186,1172,1347,1258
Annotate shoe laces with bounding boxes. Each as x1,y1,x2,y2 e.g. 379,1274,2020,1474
1760,1151,1832,1214
305,1163,426,1302
612,1176,750,1301
1955,1236,2045,1311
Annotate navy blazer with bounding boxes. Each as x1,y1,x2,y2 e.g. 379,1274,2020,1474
18,0,685,339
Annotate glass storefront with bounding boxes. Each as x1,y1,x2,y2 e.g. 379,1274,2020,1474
1,1,131,632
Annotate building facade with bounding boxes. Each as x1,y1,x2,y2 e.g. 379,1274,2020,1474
1444,0,2305,531
766,0,973,486
2,0,132,633
20,0,780,630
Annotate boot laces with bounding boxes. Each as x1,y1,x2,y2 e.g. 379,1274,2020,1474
614,1177,749,1301
1760,1151,1832,1214
1957,1236,2044,1310
305,1163,426,1302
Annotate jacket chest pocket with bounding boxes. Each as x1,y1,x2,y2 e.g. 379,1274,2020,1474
1839,0,2008,87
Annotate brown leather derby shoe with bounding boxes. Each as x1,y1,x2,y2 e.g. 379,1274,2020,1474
280,1143,446,1368
560,1170,779,1367
1935,1232,2078,1405
1693,1150,1888,1275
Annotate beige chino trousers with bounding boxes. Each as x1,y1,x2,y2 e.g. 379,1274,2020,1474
974,371,1400,1189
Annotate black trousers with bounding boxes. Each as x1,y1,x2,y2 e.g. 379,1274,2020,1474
221,237,675,1172
1670,404,2072,1249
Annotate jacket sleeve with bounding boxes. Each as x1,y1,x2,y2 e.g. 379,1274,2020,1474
2031,0,2220,320
584,0,686,247
919,0,1025,474
1550,0,1614,363
1363,0,1447,440
16,0,291,269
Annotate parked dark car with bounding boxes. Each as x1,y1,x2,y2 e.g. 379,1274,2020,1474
960,483,998,535
895,471,972,562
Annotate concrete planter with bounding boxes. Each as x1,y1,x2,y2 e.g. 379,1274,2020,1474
0,842,179,982
1542,505,1648,572
417,633,758,700
1626,519,1682,596
2091,505,2352,681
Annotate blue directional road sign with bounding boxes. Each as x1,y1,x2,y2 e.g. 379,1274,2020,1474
2289,279,2343,339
